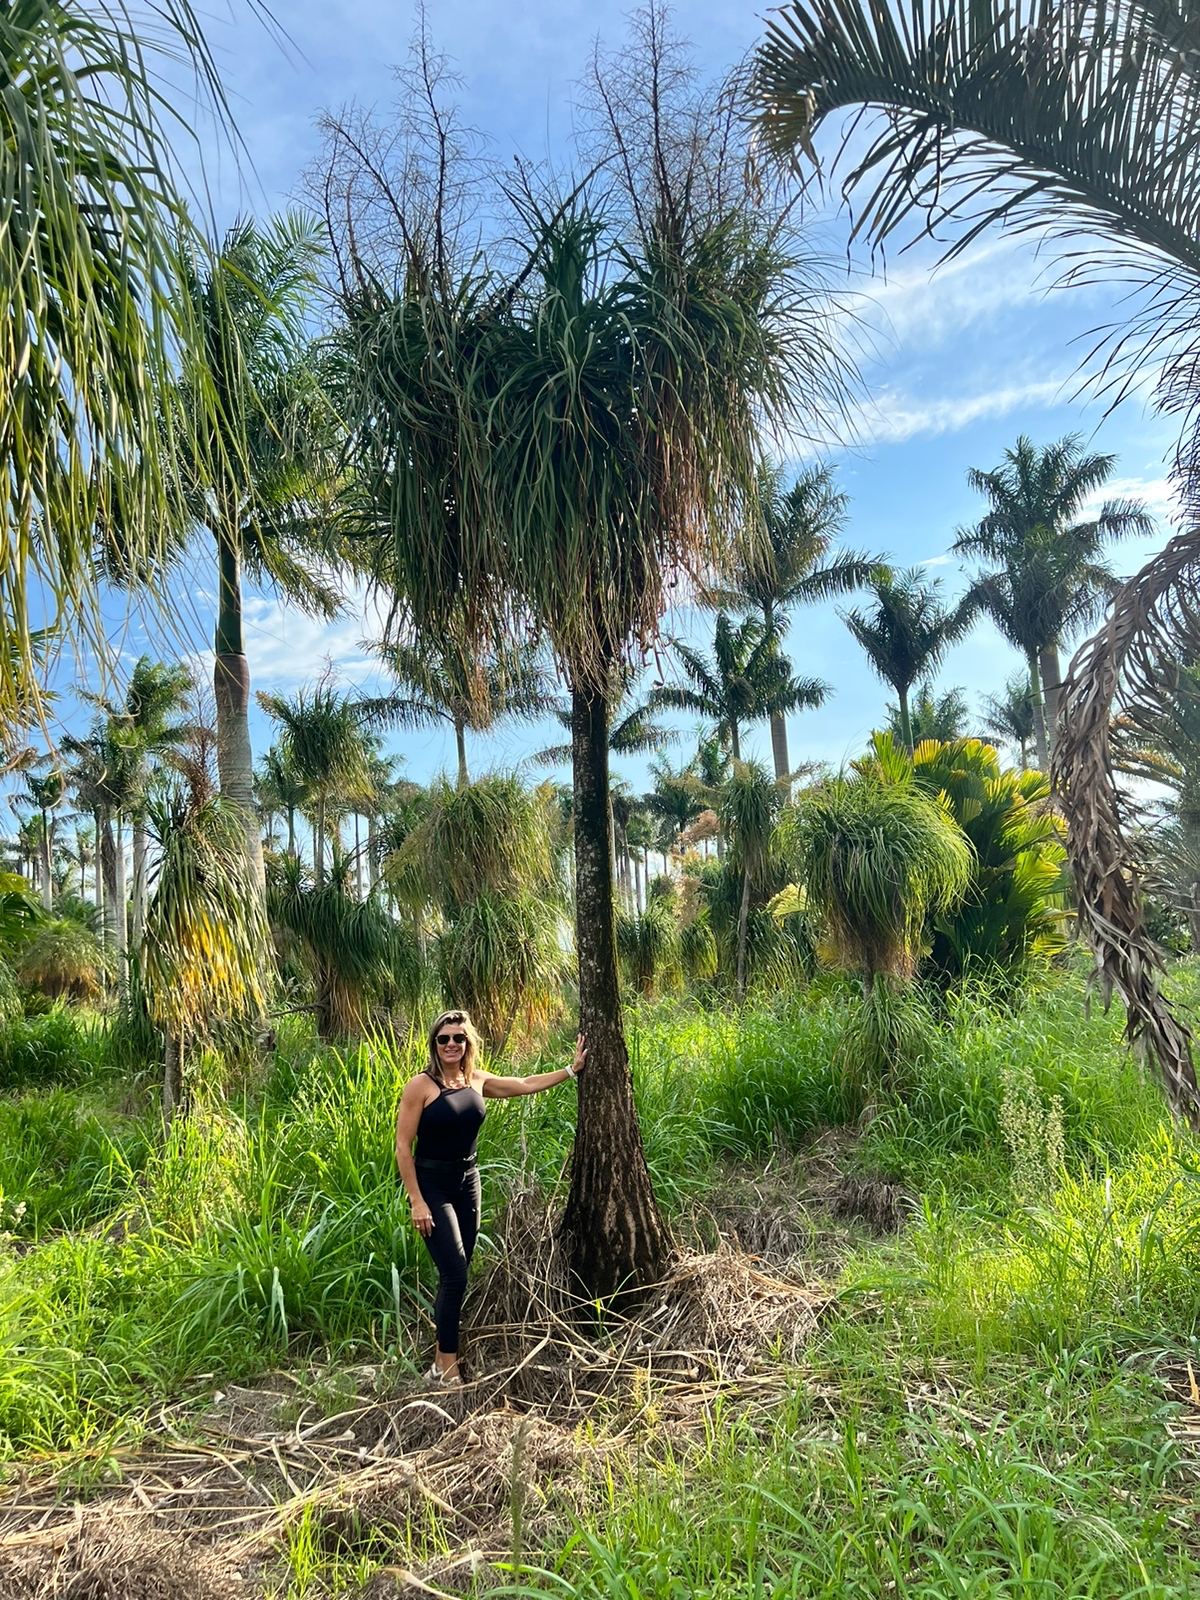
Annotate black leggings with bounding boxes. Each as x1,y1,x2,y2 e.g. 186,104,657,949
415,1162,481,1354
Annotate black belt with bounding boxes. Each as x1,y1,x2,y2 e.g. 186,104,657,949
414,1156,479,1175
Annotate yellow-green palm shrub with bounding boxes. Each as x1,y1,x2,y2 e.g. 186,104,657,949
860,732,1070,981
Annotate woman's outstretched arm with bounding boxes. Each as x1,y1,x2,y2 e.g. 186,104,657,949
481,1036,586,1099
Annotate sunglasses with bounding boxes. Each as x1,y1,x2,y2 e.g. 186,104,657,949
436,1032,468,1046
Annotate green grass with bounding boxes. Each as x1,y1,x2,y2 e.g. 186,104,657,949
0,971,1198,1594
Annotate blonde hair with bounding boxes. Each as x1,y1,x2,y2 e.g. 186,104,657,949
425,1009,481,1085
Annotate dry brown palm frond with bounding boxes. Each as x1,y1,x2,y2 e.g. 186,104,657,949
1054,525,1200,1126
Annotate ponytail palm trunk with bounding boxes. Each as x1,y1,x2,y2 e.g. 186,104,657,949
565,679,670,1294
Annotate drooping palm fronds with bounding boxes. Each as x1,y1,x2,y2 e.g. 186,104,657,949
1055,530,1200,1125
16,918,109,1004
797,769,971,988
142,790,271,1118
0,1,245,726
268,850,419,1042
387,775,569,1045
860,731,1071,978
754,0,1200,283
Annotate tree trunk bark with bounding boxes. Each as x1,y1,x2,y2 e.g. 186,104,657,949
454,718,469,788
730,720,741,762
100,818,123,955
1028,652,1050,772
115,818,127,959
163,1031,183,1124
316,796,326,887
736,861,753,1001
94,811,104,921
368,814,378,886
213,531,267,902
898,685,914,752
1039,644,1062,756
132,811,148,948
39,809,52,910
286,805,296,858
561,677,670,1301
769,711,790,782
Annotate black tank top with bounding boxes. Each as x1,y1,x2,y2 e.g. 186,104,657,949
414,1078,487,1162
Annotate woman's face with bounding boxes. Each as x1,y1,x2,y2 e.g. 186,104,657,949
436,1023,468,1074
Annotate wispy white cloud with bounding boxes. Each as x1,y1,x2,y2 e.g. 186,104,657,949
844,377,1072,448
1080,473,1180,528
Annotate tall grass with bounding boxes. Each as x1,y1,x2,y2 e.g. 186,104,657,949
0,970,1193,1459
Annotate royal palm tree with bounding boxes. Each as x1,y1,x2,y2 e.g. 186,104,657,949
258,681,391,886
22,770,64,910
886,683,970,746
83,658,196,944
373,632,548,787
982,675,1037,769
654,614,828,763
0,1,239,728
257,744,309,860
953,436,1152,767
710,464,879,775
843,570,976,751
63,721,140,958
176,217,339,900
645,755,705,857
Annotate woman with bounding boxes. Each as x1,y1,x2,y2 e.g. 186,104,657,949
395,1008,587,1385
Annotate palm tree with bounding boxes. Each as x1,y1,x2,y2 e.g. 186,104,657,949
326,35,848,1295
387,776,569,1048
954,436,1152,767
176,217,339,901
797,770,971,1001
257,681,390,886
886,684,970,746
22,771,64,911
269,849,418,1042
143,788,271,1120
721,761,780,1000
257,744,309,860
711,464,879,775
83,658,197,945
653,614,829,763
645,756,705,858
843,570,976,751
373,632,548,787
63,721,141,959
0,1,239,728
982,676,1038,769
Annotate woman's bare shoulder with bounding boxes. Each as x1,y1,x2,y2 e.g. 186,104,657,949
400,1072,437,1104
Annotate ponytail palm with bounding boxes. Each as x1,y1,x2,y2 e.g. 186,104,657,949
326,59,850,1294
798,771,971,990
143,791,270,1119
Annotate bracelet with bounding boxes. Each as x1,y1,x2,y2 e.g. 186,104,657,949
564,1063,575,1079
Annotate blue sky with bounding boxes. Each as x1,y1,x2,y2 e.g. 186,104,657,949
63,1,1184,799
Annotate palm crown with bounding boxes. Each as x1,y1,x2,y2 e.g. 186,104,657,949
843,570,976,750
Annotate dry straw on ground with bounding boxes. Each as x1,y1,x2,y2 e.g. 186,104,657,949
0,1203,830,1599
